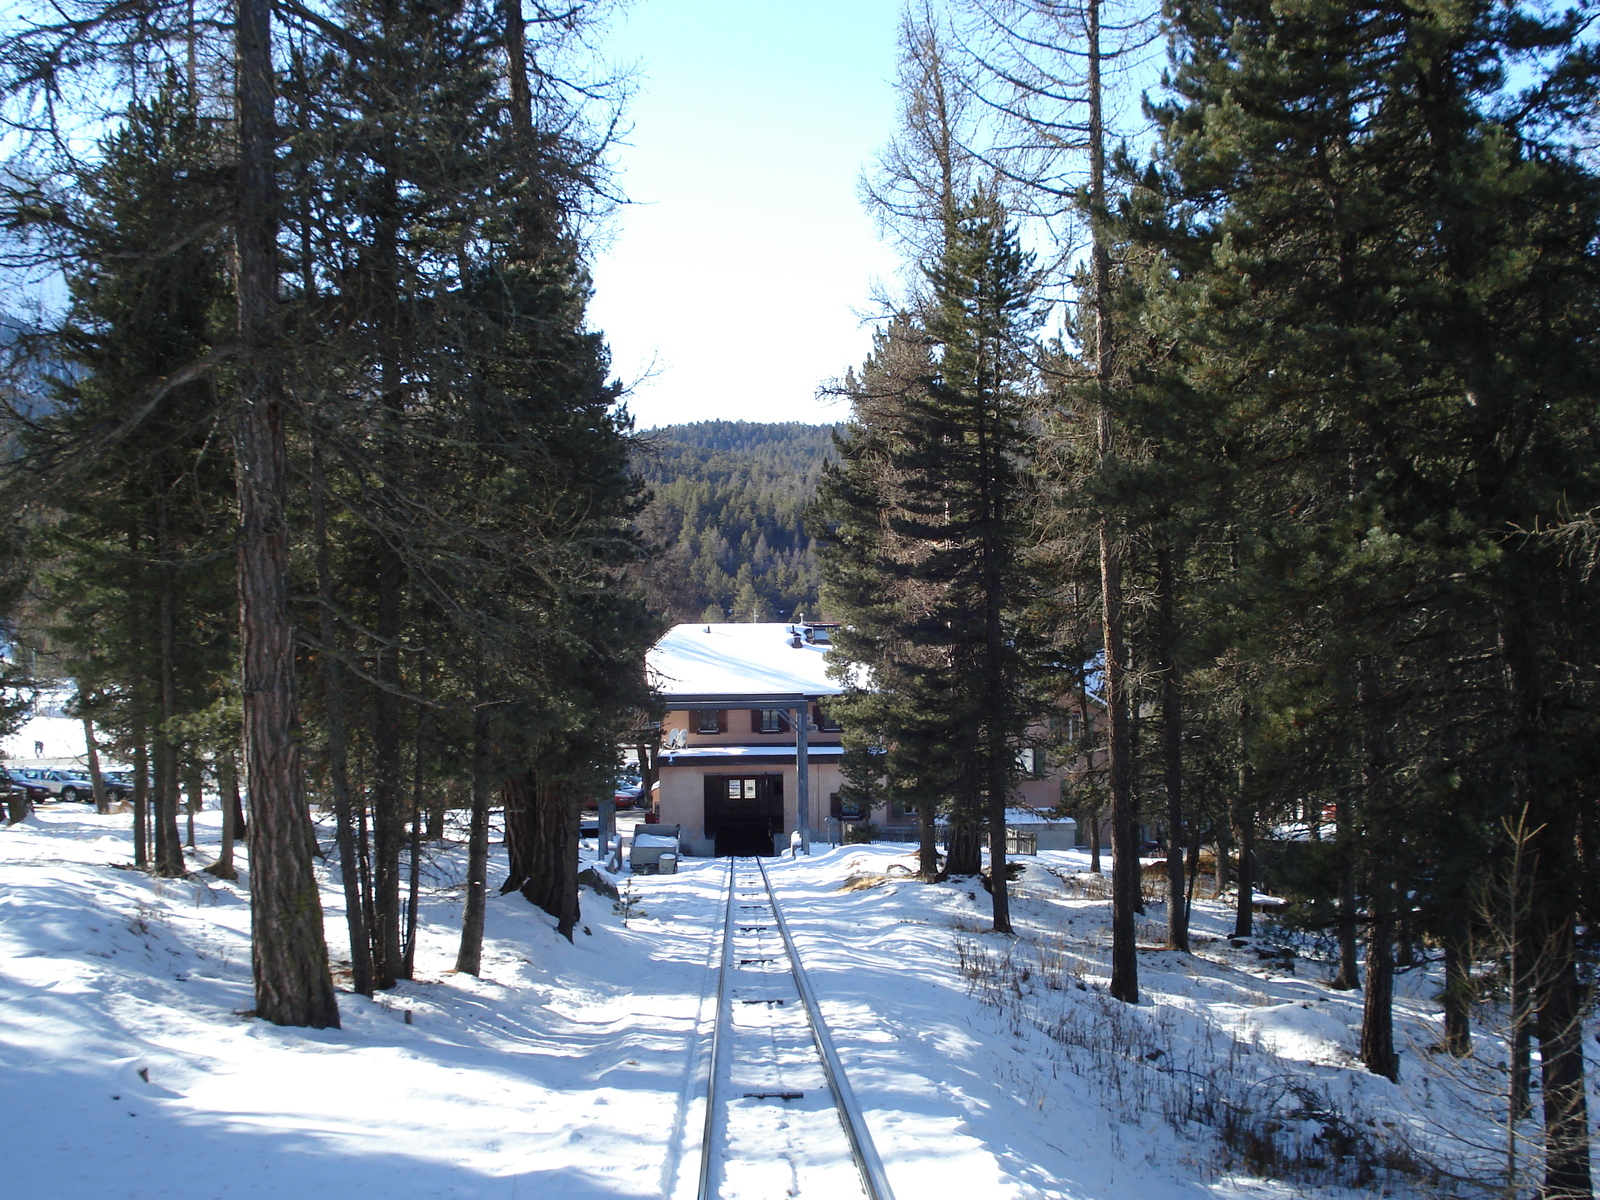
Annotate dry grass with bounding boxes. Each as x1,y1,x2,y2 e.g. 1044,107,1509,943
838,858,916,892
839,872,896,892
951,926,1436,1193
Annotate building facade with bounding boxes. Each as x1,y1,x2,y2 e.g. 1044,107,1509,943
646,621,1095,857
648,622,855,856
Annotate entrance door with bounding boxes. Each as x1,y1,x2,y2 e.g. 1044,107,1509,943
704,774,783,856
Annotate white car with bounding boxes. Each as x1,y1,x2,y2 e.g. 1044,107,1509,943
29,768,96,804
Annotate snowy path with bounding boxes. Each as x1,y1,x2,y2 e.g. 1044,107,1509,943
5,808,1534,1199
0,815,1100,1199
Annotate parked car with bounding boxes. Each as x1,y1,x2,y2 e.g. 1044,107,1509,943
101,772,134,802
27,768,97,804
6,767,46,802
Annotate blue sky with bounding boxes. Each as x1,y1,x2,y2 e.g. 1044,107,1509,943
585,0,907,430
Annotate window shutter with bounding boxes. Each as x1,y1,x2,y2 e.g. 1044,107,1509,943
718,710,728,734
750,709,763,733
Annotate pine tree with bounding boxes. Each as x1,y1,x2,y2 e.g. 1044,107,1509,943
1128,0,1600,1187
819,311,954,881
822,191,1049,932
27,80,237,880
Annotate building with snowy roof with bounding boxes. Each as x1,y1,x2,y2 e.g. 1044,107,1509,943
646,621,853,856
645,620,1098,858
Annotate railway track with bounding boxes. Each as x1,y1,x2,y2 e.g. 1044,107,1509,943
691,856,896,1200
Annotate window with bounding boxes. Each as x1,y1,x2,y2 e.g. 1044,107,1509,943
1017,748,1046,779
726,777,757,800
814,703,842,732
752,708,787,733
1052,711,1083,743
696,709,725,734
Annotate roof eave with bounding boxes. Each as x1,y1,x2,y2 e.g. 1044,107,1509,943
656,691,842,708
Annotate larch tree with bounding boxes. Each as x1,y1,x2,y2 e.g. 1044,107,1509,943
956,0,1162,998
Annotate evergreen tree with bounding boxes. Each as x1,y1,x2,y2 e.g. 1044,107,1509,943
820,311,954,881
632,421,835,623
1127,0,1600,1187
822,192,1049,932
27,80,236,879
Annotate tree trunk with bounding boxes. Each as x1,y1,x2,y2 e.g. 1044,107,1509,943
1534,913,1590,1200
1440,933,1471,1057
184,759,203,850
1214,818,1232,898
206,751,239,880
455,690,493,976
370,540,405,988
132,736,150,869
1232,815,1254,939
986,793,1010,935
234,0,338,1029
1510,975,1533,1123
502,763,581,941
1500,610,1591,1197
153,560,185,876
1232,715,1254,939
403,801,421,979
1331,786,1361,989
1183,826,1201,932
402,698,426,980
81,714,109,814
917,799,938,882
1507,908,1532,1123
1360,889,1397,1082
310,437,371,995
1082,0,1135,1007
945,810,982,876
635,735,660,820
1156,543,1187,951
1357,658,1395,1077
1393,855,1416,968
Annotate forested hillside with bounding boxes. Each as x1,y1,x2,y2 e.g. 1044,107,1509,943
632,421,837,623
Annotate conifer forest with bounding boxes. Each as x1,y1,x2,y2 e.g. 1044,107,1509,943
1,1,1598,1198
634,421,833,624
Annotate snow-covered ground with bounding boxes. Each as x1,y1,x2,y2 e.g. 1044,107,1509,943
2,711,96,763
1,804,1590,1199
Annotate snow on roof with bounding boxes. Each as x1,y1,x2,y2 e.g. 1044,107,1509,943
647,623,845,704
660,745,846,762
1004,807,1076,826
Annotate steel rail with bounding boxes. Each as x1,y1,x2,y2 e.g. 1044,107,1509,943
756,857,897,1200
695,857,738,1200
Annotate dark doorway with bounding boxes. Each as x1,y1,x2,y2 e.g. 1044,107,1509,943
705,774,783,856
